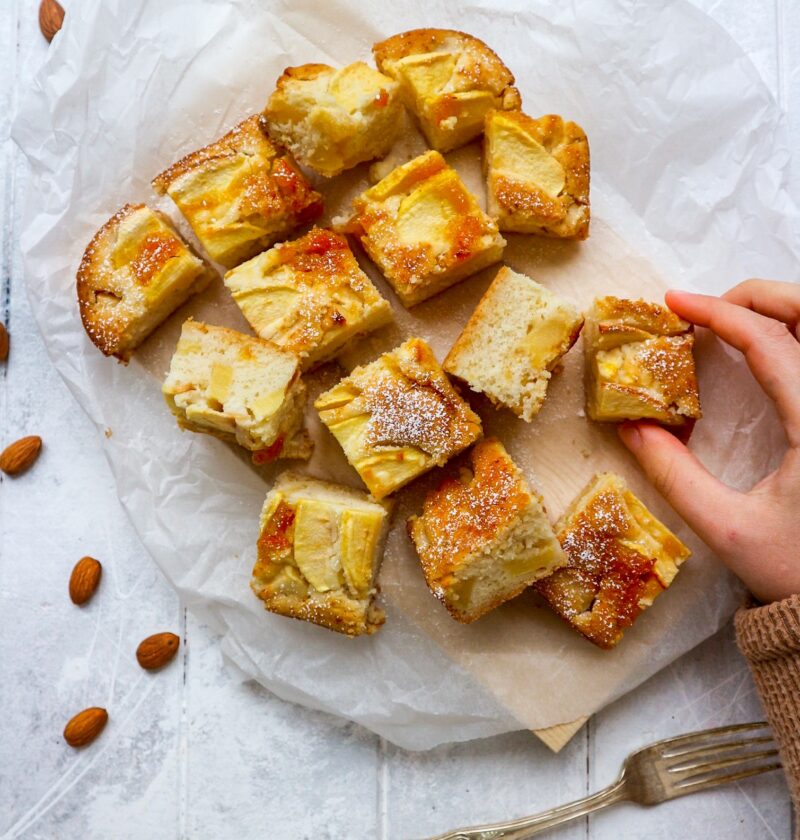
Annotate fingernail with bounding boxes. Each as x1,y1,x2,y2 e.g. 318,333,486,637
618,422,642,448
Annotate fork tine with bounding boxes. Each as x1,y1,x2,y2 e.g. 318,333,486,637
658,722,770,757
665,736,777,771
675,761,783,794
671,748,780,779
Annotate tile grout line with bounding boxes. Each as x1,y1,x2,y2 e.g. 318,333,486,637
377,735,389,840
178,604,190,840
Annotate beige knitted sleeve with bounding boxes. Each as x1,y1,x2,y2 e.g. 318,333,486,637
735,595,800,827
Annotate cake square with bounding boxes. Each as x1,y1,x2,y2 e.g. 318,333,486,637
485,110,590,240
373,28,521,153
152,115,323,269
444,266,583,421
162,319,311,462
407,438,567,623
77,204,213,361
223,227,393,370
314,337,483,499
344,150,505,307
264,62,403,177
251,471,391,636
584,296,702,425
536,473,691,649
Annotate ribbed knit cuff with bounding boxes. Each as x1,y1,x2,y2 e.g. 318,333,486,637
735,595,800,662
735,594,800,834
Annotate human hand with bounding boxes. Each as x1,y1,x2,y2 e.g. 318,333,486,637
618,279,800,604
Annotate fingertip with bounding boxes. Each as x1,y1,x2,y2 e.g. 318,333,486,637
617,421,642,451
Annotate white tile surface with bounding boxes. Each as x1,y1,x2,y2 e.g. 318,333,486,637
0,1,796,838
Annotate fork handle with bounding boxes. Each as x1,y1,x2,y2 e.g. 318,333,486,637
428,777,628,840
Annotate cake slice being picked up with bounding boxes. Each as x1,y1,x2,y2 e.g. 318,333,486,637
584,296,701,426
407,438,566,623
251,471,392,636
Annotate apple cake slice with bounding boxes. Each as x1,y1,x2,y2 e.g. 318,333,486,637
584,296,701,426
251,471,391,636
342,150,505,307
77,204,213,361
162,319,311,462
223,227,392,370
536,473,691,649
484,110,590,239
408,439,566,623
373,28,521,152
315,337,483,499
152,115,323,269
444,266,583,420
264,61,402,177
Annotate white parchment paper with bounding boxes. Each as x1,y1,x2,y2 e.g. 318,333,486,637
11,0,800,750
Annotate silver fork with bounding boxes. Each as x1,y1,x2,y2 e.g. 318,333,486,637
428,722,781,840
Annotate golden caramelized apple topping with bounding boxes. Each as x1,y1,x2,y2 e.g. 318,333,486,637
345,151,505,307
536,474,691,649
152,116,323,268
223,228,392,369
250,474,390,637
315,338,482,499
585,296,701,425
373,28,521,152
415,443,529,578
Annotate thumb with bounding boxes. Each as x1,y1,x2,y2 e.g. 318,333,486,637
617,422,738,551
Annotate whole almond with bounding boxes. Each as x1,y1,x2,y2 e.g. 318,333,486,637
0,436,42,475
136,632,180,670
69,556,102,605
64,707,108,747
0,322,8,362
39,0,65,42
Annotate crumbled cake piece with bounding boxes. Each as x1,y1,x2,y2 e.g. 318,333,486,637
408,438,566,623
162,319,311,462
251,471,391,636
484,110,590,239
314,337,483,499
223,227,392,370
77,204,213,361
342,150,505,307
536,473,691,649
152,115,323,269
264,62,403,177
373,28,521,152
444,267,583,420
584,296,701,425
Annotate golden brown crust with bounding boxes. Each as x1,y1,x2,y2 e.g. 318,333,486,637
485,111,590,239
373,29,520,152
315,337,483,499
536,473,690,649
273,63,332,86
251,487,386,636
152,116,323,268
585,296,701,424
591,296,691,336
348,151,505,307
77,203,210,360
410,439,530,585
223,227,392,369
373,28,517,94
